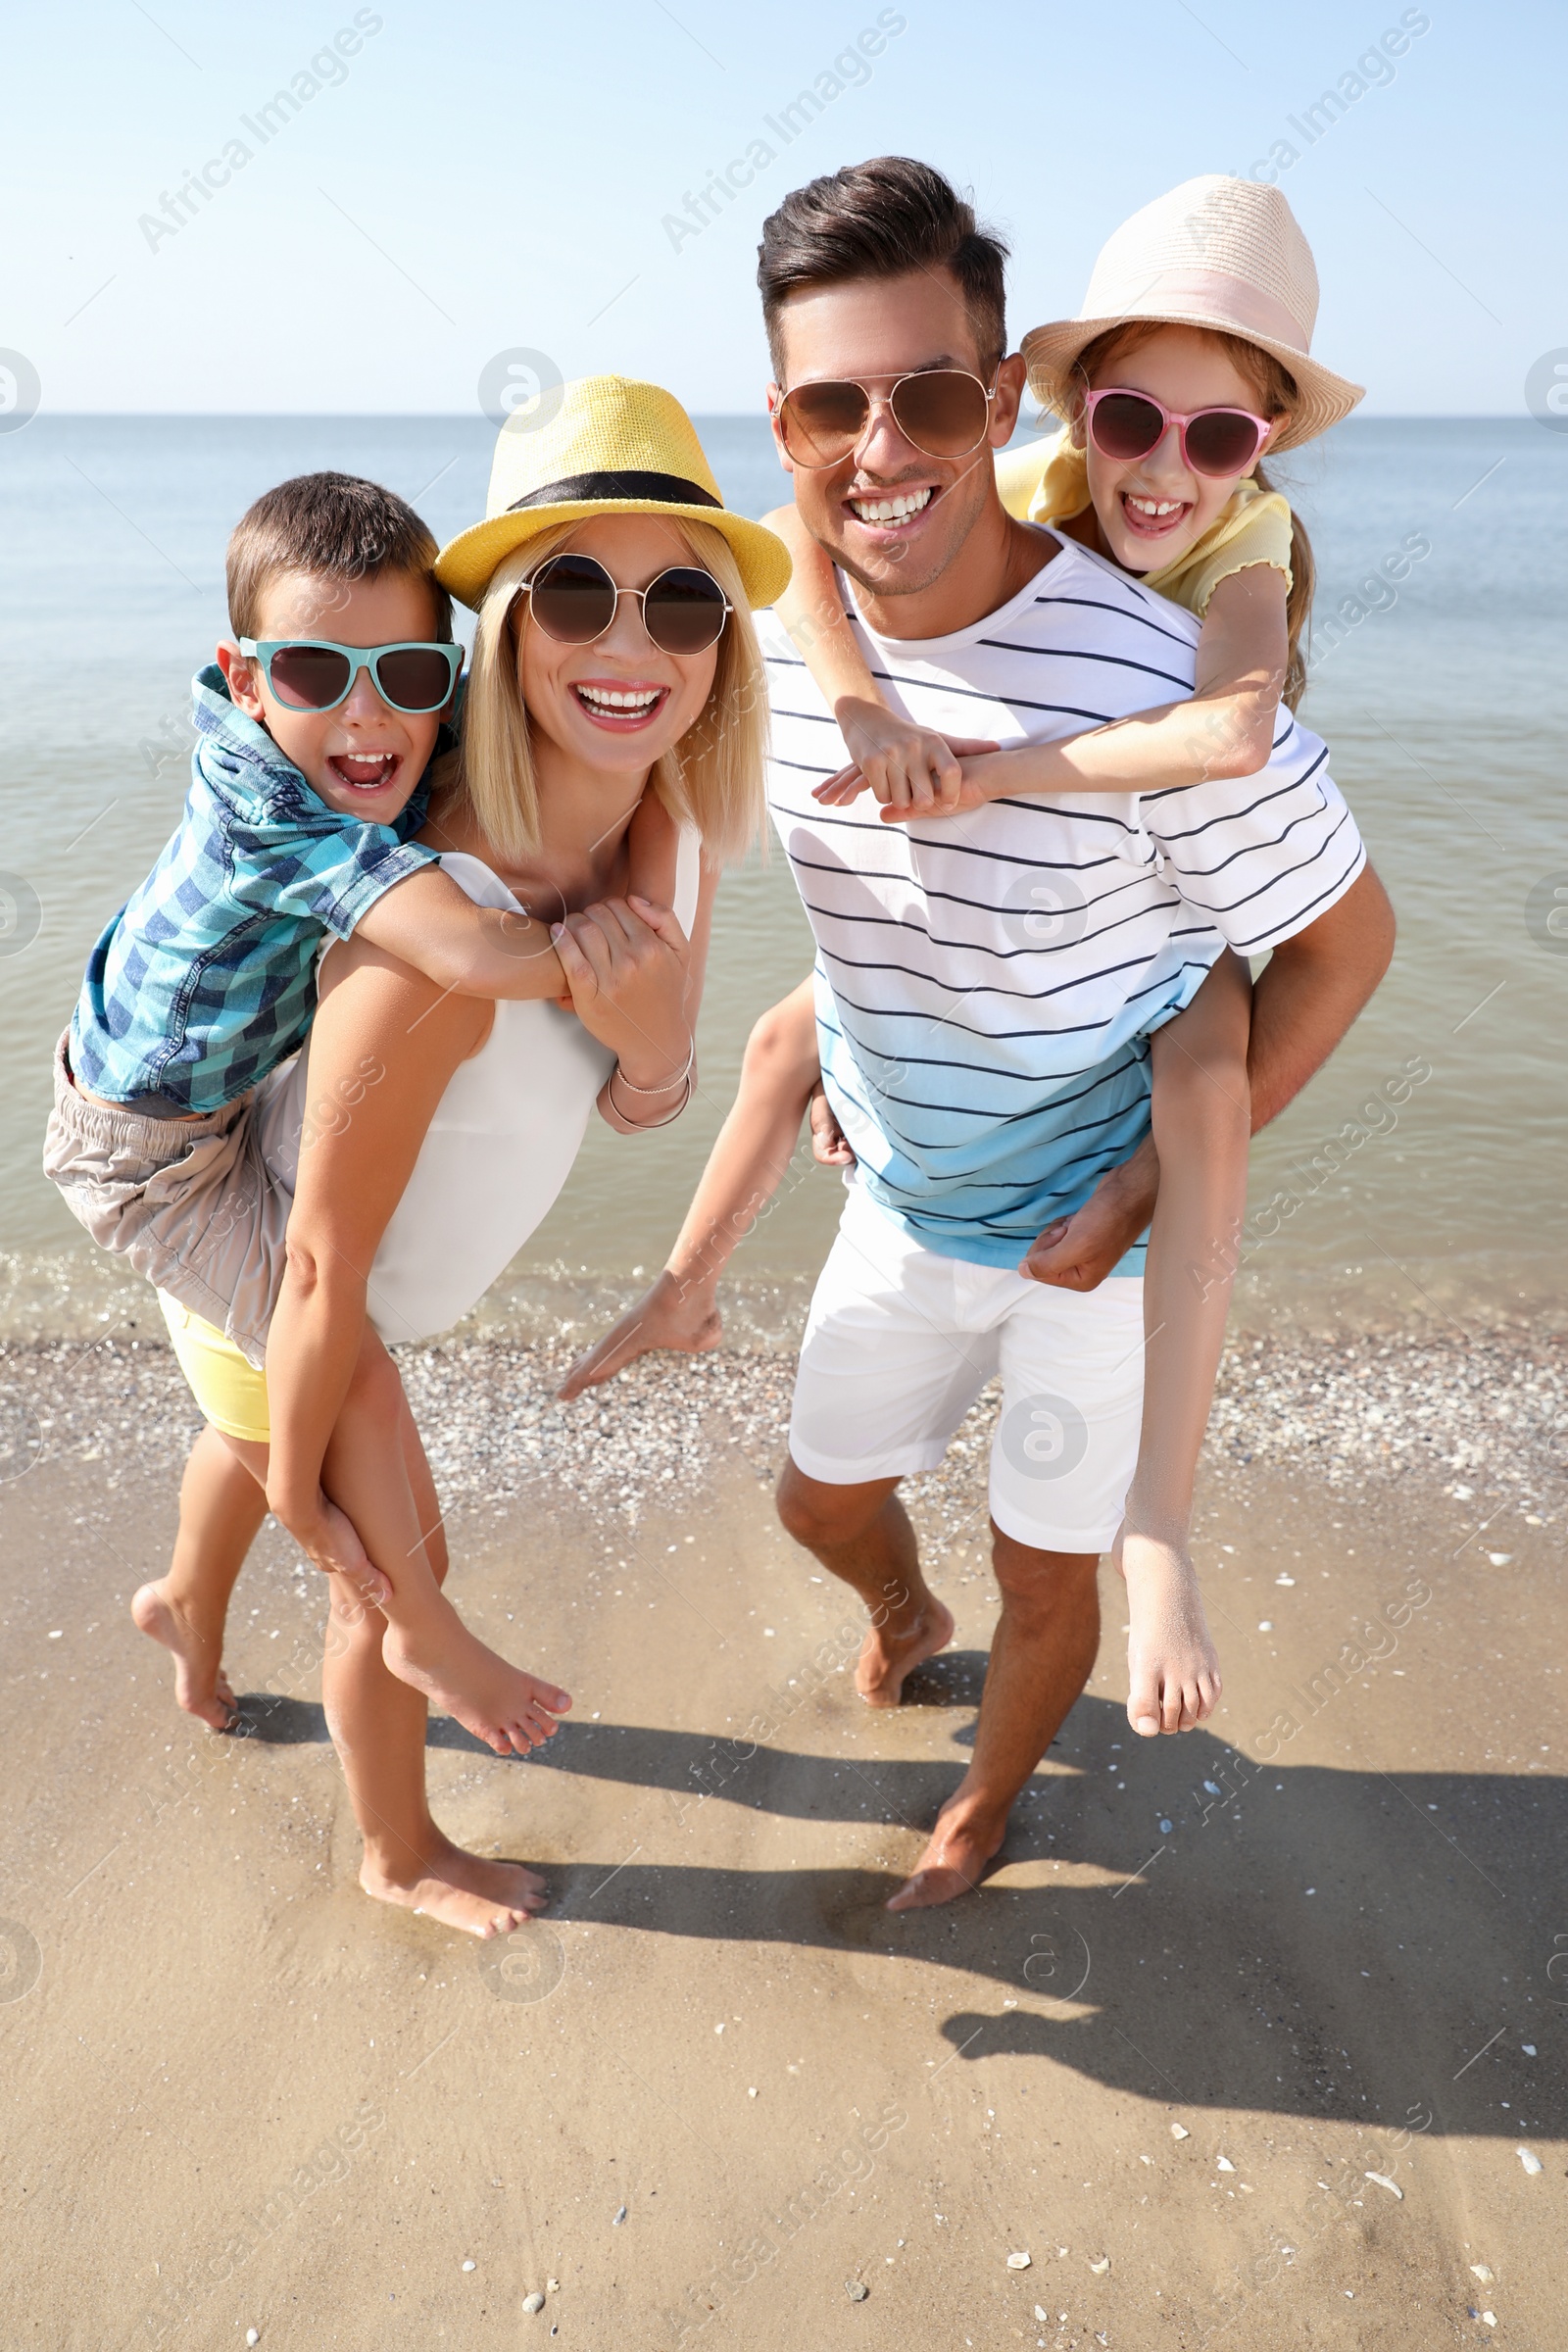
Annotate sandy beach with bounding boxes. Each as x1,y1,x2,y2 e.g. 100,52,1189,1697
2,1324,1562,2350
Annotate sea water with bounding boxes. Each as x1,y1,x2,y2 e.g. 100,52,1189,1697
1,414,1562,1344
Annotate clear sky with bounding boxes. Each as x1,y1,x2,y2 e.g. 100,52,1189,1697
3,0,1559,416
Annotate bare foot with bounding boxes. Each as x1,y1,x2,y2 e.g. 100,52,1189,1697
131,1579,237,1731
558,1269,720,1399
857,1595,956,1707
1115,1526,1222,1737
381,1602,571,1757
886,1796,1004,1911
361,1833,549,1938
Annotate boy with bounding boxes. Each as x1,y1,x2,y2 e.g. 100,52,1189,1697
46,471,597,1751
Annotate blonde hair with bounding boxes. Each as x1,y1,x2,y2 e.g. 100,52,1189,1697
1069,320,1317,710
457,518,769,865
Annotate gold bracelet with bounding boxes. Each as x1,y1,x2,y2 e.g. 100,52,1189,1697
610,1044,695,1096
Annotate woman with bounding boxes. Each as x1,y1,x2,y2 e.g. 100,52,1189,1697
141,379,787,1937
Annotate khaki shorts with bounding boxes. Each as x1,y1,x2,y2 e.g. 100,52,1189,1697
42,1031,298,1369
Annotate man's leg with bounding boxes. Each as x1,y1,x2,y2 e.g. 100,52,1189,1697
775,1462,955,1705
886,1527,1100,1910
877,1269,1147,1909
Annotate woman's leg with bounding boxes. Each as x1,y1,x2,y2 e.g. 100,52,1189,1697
132,1424,269,1730
322,1388,550,1937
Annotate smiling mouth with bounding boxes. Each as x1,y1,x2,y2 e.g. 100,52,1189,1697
846,485,936,530
1120,492,1193,537
572,683,668,726
327,751,401,792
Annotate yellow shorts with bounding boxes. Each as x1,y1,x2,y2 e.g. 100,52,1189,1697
158,1292,270,1445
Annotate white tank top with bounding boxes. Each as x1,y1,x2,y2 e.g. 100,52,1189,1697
279,832,700,1346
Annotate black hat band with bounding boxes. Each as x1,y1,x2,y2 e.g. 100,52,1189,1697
508,469,722,515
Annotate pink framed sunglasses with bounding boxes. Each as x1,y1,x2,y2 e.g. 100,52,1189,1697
1083,386,1276,479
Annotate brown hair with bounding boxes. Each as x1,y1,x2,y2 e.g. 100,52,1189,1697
1068,322,1316,710
758,156,1009,380
225,471,452,644
456,518,768,868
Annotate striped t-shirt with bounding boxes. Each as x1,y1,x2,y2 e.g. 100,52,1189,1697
763,529,1366,1274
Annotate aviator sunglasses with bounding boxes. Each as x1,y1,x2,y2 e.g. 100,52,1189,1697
238,637,462,714
1083,387,1276,479
773,368,998,468
517,552,732,655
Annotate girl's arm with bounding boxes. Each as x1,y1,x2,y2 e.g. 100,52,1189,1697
559,975,848,1397
1116,951,1251,1738
836,564,1288,820
765,502,997,811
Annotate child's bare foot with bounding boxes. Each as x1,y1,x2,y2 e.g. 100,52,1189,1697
360,1832,549,1937
1116,1527,1222,1737
131,1578,237,1731
558,1269,721,1399
886,1792,1004,1911
857,1595,956,1707
381,1604,571,1757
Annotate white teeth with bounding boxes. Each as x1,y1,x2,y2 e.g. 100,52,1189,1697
850,486,933,523
577,685,661,710
1126,495,1185,517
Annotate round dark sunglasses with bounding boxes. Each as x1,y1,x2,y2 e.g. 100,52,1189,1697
238,637,462,715
774,368,997,468
518,553,731,656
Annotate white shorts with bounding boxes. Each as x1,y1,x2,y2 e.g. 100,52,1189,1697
788,1183,1146,1553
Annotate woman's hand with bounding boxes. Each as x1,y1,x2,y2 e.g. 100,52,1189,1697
551,893,693,1084
269,1483,391,1610
813,697,999,815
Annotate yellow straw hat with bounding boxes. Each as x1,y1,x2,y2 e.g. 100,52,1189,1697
436,375,792,611
1021,175,1364,453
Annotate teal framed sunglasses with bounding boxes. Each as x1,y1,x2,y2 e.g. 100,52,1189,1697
238,637,462,715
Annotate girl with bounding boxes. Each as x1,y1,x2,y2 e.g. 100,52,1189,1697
132,379,788,1936
780,172,1360,815
564,178,1363,1741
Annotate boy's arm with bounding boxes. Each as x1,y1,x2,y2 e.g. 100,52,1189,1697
1123,953,1251,1544
869,564,1289,816
355,864,570,1001
763,501,997,813
559,975,835,1396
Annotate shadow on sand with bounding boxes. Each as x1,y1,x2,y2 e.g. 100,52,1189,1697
232,1680,1563,2133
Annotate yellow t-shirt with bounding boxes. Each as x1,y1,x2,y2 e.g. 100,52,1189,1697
994,428,1294,616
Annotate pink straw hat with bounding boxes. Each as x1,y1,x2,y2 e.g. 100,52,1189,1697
1020,174,1364,452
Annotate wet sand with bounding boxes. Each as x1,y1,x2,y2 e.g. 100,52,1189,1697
1,1330,1564,2349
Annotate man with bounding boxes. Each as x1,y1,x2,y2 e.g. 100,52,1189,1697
757,157,1393,1909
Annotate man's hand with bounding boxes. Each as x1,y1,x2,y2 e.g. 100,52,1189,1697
1020,1137,1158,1292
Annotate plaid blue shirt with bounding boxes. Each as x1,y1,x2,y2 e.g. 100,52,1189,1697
71,664,441,1110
